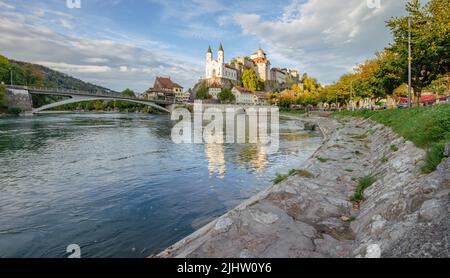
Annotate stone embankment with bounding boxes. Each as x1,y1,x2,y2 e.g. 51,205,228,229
157,115,450,258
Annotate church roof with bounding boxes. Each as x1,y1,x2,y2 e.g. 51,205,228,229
219,43,224,52
207,45,212,53
252,57,268,64
252,48,266,55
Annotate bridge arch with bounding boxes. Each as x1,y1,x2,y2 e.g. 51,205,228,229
32,96,170,113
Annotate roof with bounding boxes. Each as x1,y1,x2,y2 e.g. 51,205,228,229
252,48,266,55
219,43,224,52
271,67,286,74
224,64,237,71
153,77,183,90
252,57,267,64
233,86,268,99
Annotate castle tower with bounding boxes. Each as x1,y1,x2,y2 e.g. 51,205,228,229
218,43,224,64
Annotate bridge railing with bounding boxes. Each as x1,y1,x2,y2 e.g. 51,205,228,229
6,85,182,104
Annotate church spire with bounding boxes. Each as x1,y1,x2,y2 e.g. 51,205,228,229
218,43,223,52
207,45,212,53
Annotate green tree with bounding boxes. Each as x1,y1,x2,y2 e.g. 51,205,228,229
93,100,103,111
242,68,262,91
195,83,211,100
218,88,235,103
386,0,450,103
0,84,8,108
120,88,136,98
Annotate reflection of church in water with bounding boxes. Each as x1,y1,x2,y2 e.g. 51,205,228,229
205,143,226,179
204,143,268,179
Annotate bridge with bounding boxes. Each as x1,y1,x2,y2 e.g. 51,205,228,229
6,85,179,113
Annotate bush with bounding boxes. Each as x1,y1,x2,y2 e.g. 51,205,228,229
7,107,22,115
0,84,8,108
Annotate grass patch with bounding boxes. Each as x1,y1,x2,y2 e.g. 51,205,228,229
280,108,306,115
345,169,354,173
354,150,363,156
336,104,450,173
296,169,314,178
317,157,330,163
421,143,446,174
272,169,307,184
390,145,399,152
381,156,389,163
351,133,368,140
351,175,377,202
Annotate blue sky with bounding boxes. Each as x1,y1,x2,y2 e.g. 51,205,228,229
0,0,411,92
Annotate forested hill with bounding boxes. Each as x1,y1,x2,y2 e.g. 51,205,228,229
0,54,116,94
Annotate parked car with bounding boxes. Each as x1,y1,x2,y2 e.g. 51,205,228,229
397,102,409,109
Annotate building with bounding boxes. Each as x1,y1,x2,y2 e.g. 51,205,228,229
205,44,238,81
250,48,271,81
202,44,300,93
270,68,287,84
144,77,183,102
270,68,300,84
208,87,222,100
232,87,268,105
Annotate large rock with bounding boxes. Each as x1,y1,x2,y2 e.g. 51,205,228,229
418,199,444,223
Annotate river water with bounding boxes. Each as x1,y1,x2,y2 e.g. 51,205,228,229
0,113,321,258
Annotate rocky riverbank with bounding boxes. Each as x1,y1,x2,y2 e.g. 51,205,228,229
157,114,450,258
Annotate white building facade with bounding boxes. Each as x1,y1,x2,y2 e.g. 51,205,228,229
205,44,238,81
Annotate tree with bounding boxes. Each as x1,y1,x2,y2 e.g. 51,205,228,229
93,100,104,111
386,0,450,103
242,68,262,91
278,90,297,108
121,88,136,98
195,83,211,100
0,84,8,108
218,88,235,103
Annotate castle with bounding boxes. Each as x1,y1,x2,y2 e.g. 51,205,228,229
203,44,299,90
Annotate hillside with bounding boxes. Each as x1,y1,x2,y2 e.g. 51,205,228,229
0,54,116,94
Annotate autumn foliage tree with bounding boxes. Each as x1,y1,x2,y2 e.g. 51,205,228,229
242,68,263,91
386,0,450,102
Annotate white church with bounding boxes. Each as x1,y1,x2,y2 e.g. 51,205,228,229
205,44,238,81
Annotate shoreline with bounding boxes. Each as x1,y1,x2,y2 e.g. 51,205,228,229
156,113,449,258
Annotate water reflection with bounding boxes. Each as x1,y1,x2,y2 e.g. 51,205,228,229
0,113,322,258
205,143,226,179
235,144,268,173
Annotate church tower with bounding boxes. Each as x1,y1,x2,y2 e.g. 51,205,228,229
218,43,224,64
206,45,213,62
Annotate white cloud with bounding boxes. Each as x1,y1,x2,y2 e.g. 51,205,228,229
0,4,202,92
232,0,406,84
0,0,14,9
35,62,112,73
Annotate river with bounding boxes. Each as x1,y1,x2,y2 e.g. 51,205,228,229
0,113,321,258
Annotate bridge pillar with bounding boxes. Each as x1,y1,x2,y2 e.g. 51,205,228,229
6,89,33,114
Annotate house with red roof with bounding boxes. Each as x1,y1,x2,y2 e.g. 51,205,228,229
144,77,184,102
